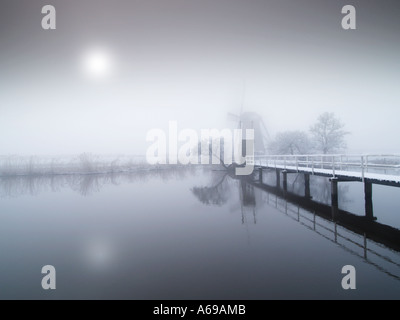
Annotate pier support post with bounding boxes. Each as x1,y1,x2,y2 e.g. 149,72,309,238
331,177,338,207
364,181,374,220
330,177,339,220
304,173,311,199
259,167,263,184
276,169,280,188
282,170,287,192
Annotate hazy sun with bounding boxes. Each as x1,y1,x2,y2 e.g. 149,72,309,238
83,49,113,78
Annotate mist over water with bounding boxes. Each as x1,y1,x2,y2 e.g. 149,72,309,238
0,167,399,299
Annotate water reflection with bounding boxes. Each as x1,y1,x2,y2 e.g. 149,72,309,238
260,170,351,207
239,180,257,224
191,172,229,206
264,192,400,281
191,169,400,281
0,166,196,198
191,171,258,224
1,166,399,298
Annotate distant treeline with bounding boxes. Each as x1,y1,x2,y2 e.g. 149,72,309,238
0,153,149,177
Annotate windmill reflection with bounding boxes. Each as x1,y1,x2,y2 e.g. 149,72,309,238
239,180,256,224
191,170,258,224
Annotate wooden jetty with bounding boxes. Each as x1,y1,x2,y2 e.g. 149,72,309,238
253,154,400,220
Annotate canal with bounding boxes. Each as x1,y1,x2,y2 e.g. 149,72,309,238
0,166,399,299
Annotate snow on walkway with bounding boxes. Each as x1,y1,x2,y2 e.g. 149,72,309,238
255,161,400,184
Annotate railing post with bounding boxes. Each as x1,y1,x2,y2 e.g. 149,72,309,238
313,212,316,231
284,156,286,169
364,233,367,259
332,157,335,177
361,155,365,182
365,155,369,173
312,158,314,174
340,155,343,171
296,156,298,172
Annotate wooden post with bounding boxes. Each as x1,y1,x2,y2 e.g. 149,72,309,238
276,169,280,188
331,177,338,207
282,170,287,192
330,177,339,220
259,167,263,183
364,181,374,220
304,173,311,199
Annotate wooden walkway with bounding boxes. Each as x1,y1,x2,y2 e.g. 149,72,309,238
253,154,400,187
249,154,400,220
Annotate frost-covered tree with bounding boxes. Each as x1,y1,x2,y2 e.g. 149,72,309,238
309,112,349,154
268,131,312,155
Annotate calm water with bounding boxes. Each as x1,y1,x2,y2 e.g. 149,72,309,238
0,167,399,299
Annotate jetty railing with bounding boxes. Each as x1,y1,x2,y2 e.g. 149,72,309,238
254,154,400,180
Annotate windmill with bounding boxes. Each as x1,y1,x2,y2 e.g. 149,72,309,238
227,81,269,155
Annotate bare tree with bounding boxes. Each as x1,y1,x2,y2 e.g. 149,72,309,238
268,131,312,155
310,112,349,154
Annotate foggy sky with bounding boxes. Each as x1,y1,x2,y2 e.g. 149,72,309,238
1,0,400,155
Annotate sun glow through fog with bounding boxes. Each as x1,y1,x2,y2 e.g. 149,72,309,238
82,49,113,78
